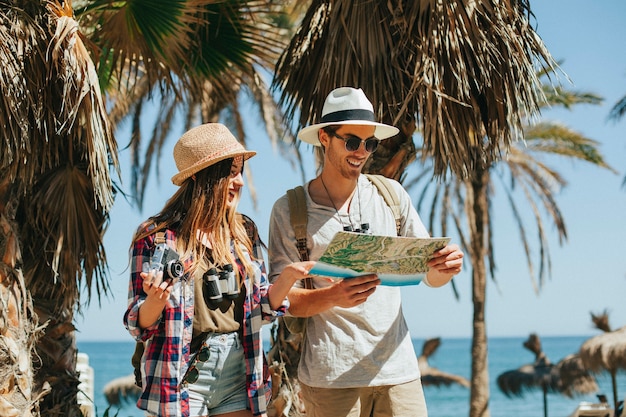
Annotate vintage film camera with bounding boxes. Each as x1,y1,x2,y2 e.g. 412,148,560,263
149,243,184,283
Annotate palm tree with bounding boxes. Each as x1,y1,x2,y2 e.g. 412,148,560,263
1,1,117,415
271,1,560,416
406,77,612,416
1,0,291,415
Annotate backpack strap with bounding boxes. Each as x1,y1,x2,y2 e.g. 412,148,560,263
365,174,402,236
286,186,313,289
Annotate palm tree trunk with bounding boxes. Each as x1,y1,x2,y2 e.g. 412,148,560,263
365,118,417,180
267,320,307,416
30,299,82,417
0,178,39,417
467,166,491,417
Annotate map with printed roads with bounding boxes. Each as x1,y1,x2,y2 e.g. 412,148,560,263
309,231,450,286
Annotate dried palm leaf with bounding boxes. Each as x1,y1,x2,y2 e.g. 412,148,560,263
556,354,598,398
591,310,612,333
273,0,559,178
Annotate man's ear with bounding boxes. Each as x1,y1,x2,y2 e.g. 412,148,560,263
318,129,329,151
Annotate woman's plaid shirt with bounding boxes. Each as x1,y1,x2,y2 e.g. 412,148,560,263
124,217,287,416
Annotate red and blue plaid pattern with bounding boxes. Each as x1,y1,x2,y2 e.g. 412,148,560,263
124,218,287,416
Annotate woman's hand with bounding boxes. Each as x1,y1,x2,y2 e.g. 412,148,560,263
281,261,317,285
137,269,175,329
141,269,175,300
268,261,316,310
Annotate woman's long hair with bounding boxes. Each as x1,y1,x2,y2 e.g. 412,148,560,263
133,158,254,278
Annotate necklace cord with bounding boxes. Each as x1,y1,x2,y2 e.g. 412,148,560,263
320,175,339,213
319,176,364,232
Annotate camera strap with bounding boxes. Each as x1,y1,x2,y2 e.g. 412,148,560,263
155,232,166,245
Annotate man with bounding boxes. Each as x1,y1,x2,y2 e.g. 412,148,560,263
268,87,464,417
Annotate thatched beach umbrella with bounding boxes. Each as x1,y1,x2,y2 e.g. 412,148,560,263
103,373,141,406
497,334,598,417
557,354,599,398
579,325,626,411
418,338,470,388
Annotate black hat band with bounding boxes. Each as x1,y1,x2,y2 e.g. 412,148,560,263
321,109,376,123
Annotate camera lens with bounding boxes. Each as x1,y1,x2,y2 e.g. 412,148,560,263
166,260,184,279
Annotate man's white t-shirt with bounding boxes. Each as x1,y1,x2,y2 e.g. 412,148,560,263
268,175,430,388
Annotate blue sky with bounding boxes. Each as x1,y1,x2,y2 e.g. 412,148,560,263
76,0,626,342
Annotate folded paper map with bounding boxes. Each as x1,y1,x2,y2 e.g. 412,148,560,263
308,231,450,286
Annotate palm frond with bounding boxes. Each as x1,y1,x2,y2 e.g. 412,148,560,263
608,94,626,121
540,84,603,110
85,1,294,210
590,310,612,333
404,68,613,295
273,0,559,178
21,165,110,311
79,0,287,102
523,122,617,171
77,0,195,92
1,1,117,308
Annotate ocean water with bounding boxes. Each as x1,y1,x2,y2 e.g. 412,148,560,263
77,335,626,417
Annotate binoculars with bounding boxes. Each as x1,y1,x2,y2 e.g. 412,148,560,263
202,264,240,305
343,223,371,234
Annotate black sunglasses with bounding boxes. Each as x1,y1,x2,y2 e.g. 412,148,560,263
183,346,210,384
330,132,379,153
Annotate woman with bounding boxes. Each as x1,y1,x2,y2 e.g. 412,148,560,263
124,123,313,417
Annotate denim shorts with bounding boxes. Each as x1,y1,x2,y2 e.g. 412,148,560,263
187,332,247,416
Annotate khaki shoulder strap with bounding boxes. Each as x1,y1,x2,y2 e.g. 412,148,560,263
286,186,312,289
365,174,402,236
287,186,308,261
155,231,166,245
155,231,177,252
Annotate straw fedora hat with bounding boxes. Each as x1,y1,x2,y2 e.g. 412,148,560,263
171,123,256,186
298,87,399,146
